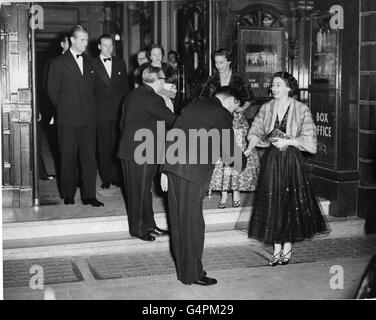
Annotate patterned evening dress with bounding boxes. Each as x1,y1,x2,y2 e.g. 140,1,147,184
248,106,330,244
209,111,259,192
200,71,260,194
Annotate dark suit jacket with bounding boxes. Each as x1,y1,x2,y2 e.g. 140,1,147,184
117,85,177,162
93,56,130,122
47,50,96,125
162,97,246,189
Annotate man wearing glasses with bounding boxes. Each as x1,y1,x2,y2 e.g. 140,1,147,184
133,49,149,88
118,66,177,241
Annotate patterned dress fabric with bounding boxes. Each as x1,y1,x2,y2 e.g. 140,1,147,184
199,71,259,193
209,112,259,192
248,107,330,244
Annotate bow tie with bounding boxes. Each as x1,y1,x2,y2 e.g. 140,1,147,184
76,53,83,59
103,57,111,62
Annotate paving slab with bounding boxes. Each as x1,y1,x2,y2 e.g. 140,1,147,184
4,257,370,300
3,235,375,300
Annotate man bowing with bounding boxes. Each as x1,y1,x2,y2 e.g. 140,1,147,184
118,66,177,241
161,87,247,285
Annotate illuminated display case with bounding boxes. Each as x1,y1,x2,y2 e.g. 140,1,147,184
237,26,287,101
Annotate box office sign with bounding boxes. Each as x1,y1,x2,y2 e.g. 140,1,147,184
237,27,286,98
310,90,336,168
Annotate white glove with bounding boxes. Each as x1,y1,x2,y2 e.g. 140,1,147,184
160,173,168,192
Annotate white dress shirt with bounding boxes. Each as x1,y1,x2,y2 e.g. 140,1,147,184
70,47,84,75
100,54,112,78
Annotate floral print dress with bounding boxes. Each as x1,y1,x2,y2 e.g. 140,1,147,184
209,111,260,192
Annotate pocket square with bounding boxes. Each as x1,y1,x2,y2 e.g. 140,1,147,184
118,71,121,75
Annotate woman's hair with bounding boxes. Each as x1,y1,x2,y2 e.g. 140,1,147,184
149,44,165,58
213,48,232,62
271,71,299,97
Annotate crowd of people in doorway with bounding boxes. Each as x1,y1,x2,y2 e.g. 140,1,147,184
43,24,329,286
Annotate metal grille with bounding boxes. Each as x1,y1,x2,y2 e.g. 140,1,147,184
3,257,82,288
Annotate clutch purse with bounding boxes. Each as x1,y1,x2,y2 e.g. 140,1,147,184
265,128,289,141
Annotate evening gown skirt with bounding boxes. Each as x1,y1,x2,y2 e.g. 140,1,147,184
248,145,330,244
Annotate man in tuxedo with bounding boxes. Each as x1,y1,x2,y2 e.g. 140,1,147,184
47,25,103,207
39,34,70,181
117,65,177,241
160,87,247,285
94,34,130,189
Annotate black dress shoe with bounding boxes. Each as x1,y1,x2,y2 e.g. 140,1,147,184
139,233,156,241
149,226,169,236
111,181,121,187
82,198,104,207
64,197,74,205
194,275,217,286
101,182,110,189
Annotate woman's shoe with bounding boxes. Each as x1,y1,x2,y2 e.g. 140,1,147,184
268,252,282,266
218,202,226,209
232,200,240,207
279,249,293,265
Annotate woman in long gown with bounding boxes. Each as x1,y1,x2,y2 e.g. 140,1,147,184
245,71,330,266
199,48,259,208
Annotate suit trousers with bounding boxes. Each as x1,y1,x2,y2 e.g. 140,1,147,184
167,172,206,284
121,160,158,237
37,122,48,178
57,124,97,199
97,120,121,183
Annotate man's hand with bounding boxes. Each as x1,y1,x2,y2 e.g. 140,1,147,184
160,173,168,192
270,138,290,151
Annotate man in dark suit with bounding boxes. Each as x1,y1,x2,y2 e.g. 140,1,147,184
118,65,177,241
160,87,247,286
94,34,130,189
47,25,103,207
39,34,70,182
